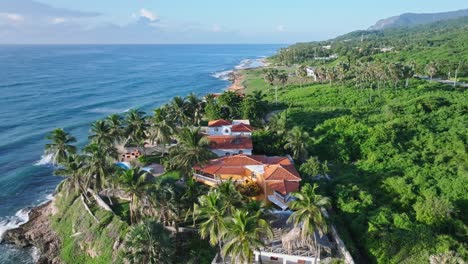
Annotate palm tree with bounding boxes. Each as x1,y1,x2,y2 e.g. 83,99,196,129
148,119,173,154
45,128,77,165
401,65,415,88
185,93,205,125
425,62,438,82
284,126,311,162
170,127,214,176
82,143,117,191
149,182,178,227
216,180,243,214
115,167,150,224
296,65,307,87
106,114,124,144
53,153,87,194
325,67,337,86
124,220,174,264
336,62,349,83
168,96,189,126
288,183,331,256
192,191,228,261
222,209,273,264
89,120,113,146
125,109,148,150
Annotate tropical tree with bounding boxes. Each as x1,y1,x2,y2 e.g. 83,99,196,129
191,191,228,260
106,114,124,144
125,109,148,149
170,127,214,176
82,143,118,191
296,65,307,87
89,120,113,146
278,71,288,87
115,167,150,224
149,182,178,227
242,90,268,125
426,62,438,81
222,209,273,264
263,68,277,89
288,183,331,253
401,64,415,88
336,62,350,82
284,126,311,162
148,118,173,154
45,128,77,165
185,93,205,125
168,96,189,126
53,153,86,194
124,220,174,264
215,180,243,214
325,67,337,86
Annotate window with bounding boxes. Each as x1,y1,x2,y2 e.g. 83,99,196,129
214,128,219,132
270,256,278,261
238,150,243,154
224,128,229,133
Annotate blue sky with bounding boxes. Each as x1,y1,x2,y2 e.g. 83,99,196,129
0,0,466,44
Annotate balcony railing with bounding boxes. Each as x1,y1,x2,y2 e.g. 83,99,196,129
193,173,246,185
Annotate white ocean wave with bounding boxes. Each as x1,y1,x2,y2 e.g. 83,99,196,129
234,58,265,70
211,70,233,81
0,208,30,242
34,153,54,166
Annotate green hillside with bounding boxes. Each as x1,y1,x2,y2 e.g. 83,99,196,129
272,17,468,78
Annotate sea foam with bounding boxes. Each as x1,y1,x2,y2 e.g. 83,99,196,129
34,153,54,166
0,208,30,242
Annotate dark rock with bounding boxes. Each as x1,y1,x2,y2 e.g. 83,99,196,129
2,201,62,264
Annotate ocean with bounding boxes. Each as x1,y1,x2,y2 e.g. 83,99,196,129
0,44,283,263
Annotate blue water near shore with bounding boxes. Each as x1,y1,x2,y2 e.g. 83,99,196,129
0,44,283,263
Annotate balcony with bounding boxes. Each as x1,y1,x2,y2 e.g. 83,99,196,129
192,173,246,185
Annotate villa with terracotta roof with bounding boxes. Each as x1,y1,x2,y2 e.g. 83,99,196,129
207,119,253,137
193,154,301,210
206,119,254,157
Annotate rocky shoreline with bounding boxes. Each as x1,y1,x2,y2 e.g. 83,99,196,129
2,200,61,264
227,70,246,93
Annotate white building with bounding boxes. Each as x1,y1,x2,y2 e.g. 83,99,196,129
207,119,253,137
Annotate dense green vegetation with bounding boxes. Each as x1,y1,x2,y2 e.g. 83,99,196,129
245,75,467,263
272,17,468,79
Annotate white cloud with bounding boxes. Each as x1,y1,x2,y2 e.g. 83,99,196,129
140,9,158,22
0,13,24,22
276,25,285,32
52,17,66,24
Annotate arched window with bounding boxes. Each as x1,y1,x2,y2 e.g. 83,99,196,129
238,150,243,154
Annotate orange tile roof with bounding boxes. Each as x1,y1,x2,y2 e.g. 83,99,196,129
231,123,254,132
208,136,253,150
267,180,300,195
264,165,301,181
194,154,302,196
208,119,231,127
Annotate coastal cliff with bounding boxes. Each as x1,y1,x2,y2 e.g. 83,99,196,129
3,201,61,264
3,184,128,264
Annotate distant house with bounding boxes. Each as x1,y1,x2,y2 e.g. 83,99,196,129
193,155,301,210
322,45,332,50
306,67,318,81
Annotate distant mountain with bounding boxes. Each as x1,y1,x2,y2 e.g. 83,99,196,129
369,8,468,30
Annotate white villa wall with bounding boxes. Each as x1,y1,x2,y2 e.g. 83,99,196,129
231,131,252,137
208,125,232,136
210,148,252,157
